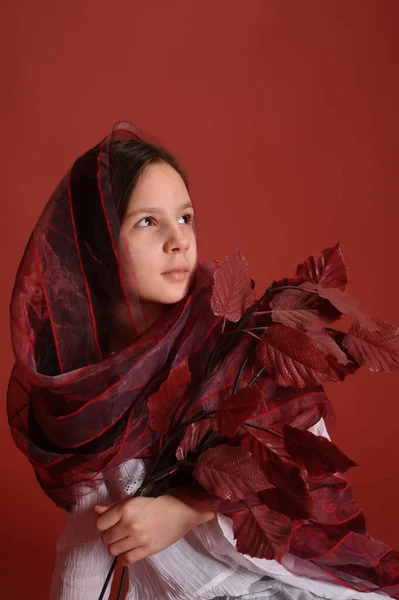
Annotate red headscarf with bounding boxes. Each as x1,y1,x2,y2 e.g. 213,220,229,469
6,122,226,508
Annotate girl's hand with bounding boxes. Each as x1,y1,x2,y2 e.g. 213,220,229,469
93,494,215,566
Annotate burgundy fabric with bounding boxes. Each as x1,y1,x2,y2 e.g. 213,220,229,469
7,121,225,507
6,121,398,597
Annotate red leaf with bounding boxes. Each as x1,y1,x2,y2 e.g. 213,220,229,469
211,249,256,322
270,288,342,331
295,243,348,291
264,455,306,491
218,385,265,437
148,358,191,431
255,324,346,387
176,419,212,460
241,433,271,466
283,424,357,475
242,388,331,432
342,319,399,372
241,426,291,464
260,488,313,521
269,275,306,290
301,282,378,332
193,444,272,500
306,329,351,366
259,456,314,520
232,505,292,560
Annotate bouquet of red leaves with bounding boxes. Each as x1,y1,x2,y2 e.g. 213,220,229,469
100,243,399,600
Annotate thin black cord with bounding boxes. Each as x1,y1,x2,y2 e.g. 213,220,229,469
98,557,117,600
116,567,128,600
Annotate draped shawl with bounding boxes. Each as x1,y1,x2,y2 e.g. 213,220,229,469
7,121,227,508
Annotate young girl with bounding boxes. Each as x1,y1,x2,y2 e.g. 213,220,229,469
7,122,395,599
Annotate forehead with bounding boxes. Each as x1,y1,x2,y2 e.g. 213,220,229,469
123,162,192,220
134,162,187,199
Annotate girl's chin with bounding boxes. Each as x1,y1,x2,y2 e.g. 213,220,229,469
140,285,189,306
159,290,188,305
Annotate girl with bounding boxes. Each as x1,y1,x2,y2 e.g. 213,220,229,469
7,122,395,599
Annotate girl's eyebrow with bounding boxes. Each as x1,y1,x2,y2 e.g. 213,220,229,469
128,202,194,218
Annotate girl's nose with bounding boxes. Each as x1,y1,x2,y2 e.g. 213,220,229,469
164,227,190,253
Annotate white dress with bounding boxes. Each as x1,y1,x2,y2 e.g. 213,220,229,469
50,420,388,600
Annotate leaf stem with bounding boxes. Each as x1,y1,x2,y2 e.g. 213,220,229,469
232,354,249,397
247,366,266,387
140,464,184,493
221,316,226,335
142,410,217,487
245,331,262,341
204,289,270,379
199,431,216,453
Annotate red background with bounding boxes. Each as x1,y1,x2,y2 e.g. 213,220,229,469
1,1,398,597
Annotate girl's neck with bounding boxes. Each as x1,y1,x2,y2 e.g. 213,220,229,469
109,299,169,354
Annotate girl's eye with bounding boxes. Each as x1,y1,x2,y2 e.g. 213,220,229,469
135,214,194,227
179,213,194,225
136,216,154,227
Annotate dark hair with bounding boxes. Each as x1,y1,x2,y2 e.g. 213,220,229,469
110,139,189,222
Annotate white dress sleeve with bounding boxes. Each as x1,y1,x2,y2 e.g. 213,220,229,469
307,415,331,439
50,479,115,600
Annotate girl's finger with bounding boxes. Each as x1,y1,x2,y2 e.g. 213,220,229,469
101,520,132,545
119,545,149,566
93,504,111,514
95,505,121,531
107,535,137,558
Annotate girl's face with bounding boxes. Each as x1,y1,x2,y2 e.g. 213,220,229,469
118,161,198,311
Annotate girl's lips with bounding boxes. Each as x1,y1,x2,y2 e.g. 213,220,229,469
162,270,189,281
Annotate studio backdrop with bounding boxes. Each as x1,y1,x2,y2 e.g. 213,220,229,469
1,1,398,598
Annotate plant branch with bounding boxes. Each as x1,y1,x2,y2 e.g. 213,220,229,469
142,409,219,490
232,354,250,397
140,463,185,494
247,366,266,387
